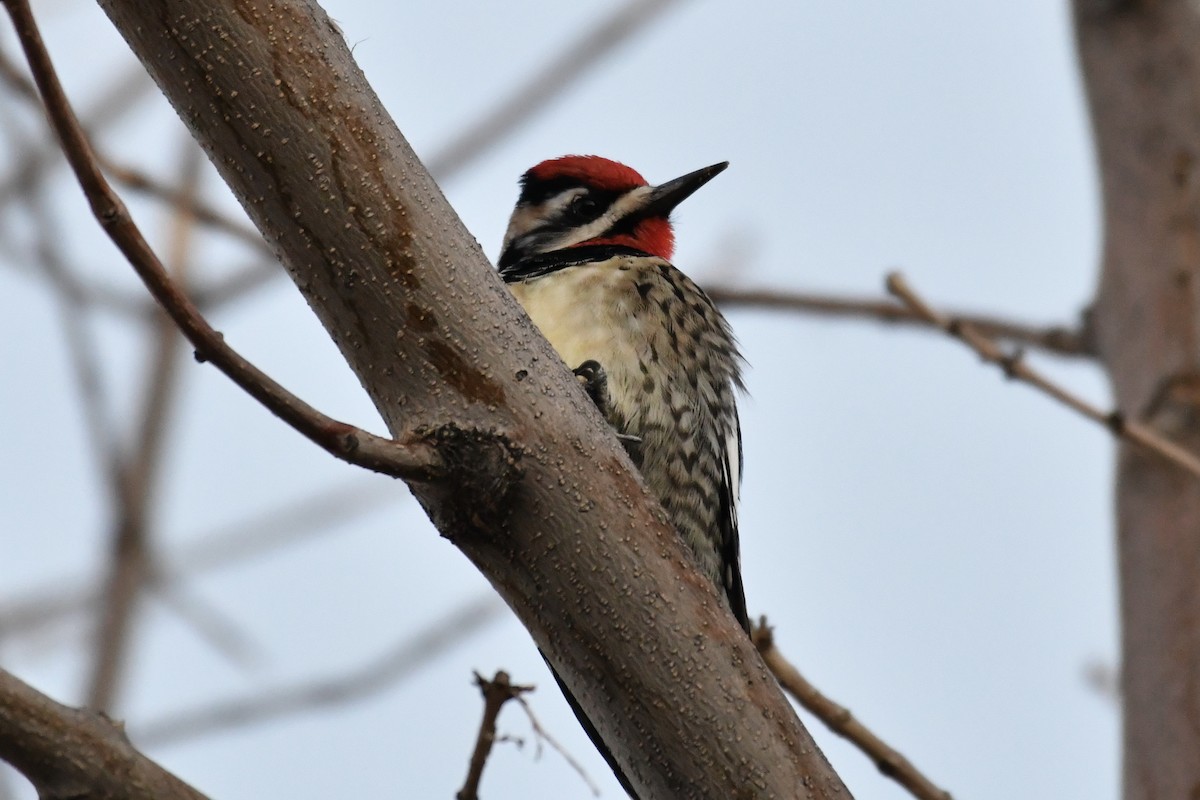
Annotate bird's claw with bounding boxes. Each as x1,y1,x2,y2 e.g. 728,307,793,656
573,359,610,414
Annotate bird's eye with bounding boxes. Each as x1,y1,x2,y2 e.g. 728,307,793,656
571,194,600,217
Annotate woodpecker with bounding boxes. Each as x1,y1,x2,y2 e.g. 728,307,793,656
499,155,746,798
499,154,747,630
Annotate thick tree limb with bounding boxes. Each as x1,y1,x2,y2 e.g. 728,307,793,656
78,1,849,797
0,668,208,800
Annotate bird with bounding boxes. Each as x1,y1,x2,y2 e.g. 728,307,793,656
498,155,747,797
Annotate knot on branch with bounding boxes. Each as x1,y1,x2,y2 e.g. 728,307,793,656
416,423,524,542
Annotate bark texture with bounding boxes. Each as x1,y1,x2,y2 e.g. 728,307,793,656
1074,3,1200,798
93,1,850,797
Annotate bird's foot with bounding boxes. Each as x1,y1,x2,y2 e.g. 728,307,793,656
573,360,610,415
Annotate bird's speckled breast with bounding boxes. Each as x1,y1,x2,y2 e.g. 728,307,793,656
509,255,652,421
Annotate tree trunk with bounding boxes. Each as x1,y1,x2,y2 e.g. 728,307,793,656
93,0,850,797
1074,3,1200,798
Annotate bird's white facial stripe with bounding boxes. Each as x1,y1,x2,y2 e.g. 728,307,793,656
543,185,654,250
501,188,587,251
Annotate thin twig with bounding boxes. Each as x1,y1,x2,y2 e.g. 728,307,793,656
753,620,953,800
707,285,1094,359
0,38,267,311
886,272,1200,479
149,580,261,668
0,54,153,210
426,0,686,180
136,594,505,745
456,671,533,800
511,692,600,796
4,0,443,482
26,181,126,500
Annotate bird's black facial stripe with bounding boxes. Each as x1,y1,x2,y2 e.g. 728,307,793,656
501,175,651,270
498,227,564,271
519,178,621,226
499,244,652,282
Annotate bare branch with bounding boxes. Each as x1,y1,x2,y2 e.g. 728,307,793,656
511,690,600,796
456,670,533,800
88,140,201,711
149,580,260,669
707,285,1094,359
753,621,953,800
4,0,443,483
886,272,1200,479
0,668,209,800
137,594,505,746
0,53,153,211
24,183,127,498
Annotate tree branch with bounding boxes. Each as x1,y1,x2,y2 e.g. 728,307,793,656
510,689,600,796
753,620,952,800
4,0,444,485
456,670,532,800
80,0,852,795
707,285,1095,359
0,668,208,800
88,141,201,712
1072,5,1200,796
887,272,1200,479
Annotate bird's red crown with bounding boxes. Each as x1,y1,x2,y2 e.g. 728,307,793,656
526,155,674,260
527,155,649,193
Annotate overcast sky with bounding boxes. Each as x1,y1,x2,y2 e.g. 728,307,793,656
0,2,1115,798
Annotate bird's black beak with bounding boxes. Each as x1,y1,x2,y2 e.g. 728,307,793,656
643,161,729,217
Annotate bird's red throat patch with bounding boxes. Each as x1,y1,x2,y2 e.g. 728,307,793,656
582,218,676,261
